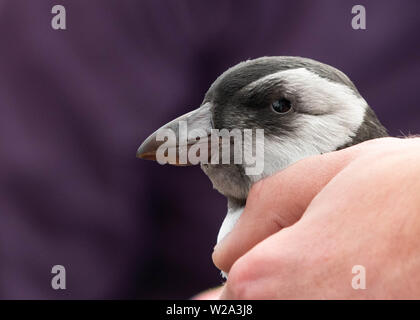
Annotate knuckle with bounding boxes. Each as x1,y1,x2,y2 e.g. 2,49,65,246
246,179,270,212
225,247,295,299
225,258,256,300
248,178,266,201
247,173,282,207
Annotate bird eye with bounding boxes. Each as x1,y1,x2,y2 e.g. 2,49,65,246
271,98,292,114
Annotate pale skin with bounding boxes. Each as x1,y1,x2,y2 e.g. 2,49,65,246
194,137,420,299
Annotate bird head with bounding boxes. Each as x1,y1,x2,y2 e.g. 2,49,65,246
137,56,387,203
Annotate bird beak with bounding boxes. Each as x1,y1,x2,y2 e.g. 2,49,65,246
136,102,213,166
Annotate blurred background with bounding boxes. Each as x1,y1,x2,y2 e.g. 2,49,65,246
0,0,419,299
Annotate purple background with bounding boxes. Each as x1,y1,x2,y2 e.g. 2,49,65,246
0,0,419,299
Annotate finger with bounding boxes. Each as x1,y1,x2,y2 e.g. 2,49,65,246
191,286,224,300
212,146,359,273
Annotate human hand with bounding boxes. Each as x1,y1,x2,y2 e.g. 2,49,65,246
212,137,420,299
192,286,223,300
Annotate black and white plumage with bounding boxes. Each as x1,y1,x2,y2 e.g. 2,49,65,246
137,56,388,274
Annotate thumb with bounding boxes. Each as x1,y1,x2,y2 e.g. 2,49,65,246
212,147,357,273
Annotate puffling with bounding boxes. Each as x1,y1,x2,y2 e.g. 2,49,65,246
137,56,388,276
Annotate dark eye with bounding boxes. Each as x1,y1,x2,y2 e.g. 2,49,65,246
271,98,292,114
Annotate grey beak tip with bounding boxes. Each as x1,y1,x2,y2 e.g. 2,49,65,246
136,136,159,161
136,103,212,162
